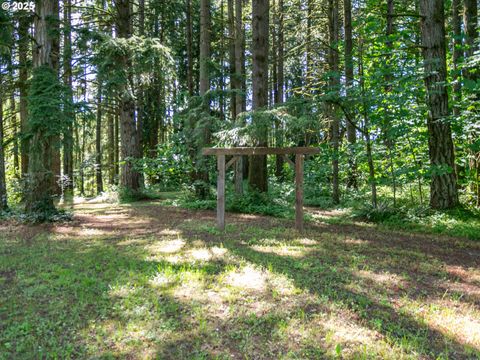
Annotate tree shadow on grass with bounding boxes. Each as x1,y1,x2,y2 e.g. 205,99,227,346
218,234,480,359
4,201,478,358
0,233,231,358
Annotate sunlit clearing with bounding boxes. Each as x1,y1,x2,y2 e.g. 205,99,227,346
149,273,176,288
251,244,311,258
53,225,108,238
173,276,205,301
344,238,372,245
186,246,228,261
225,265,266,292
295,237,318,245
158,229,181,236
238,214,262,220
423,302,480,349
108,284,137,298
146,239,185,254
446,265,480,285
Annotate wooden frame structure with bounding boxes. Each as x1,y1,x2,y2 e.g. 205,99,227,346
202,147,320,232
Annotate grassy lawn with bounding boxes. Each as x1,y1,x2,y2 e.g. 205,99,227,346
1,200,479,359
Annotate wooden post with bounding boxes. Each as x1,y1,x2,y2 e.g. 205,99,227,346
234,156,243,194
202,148,320,231
295,154,304,231
217,154,226,230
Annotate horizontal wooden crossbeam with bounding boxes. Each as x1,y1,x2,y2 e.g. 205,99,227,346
202,147,320,156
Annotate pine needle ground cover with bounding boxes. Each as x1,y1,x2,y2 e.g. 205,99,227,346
0,200,479,359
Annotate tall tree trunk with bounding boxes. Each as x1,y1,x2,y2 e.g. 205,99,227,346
116,0,141,193
138,0,145,35
228,0,236,119
26,0,59,213
95,82,104,194
384,0,397,206
0,76,8,211
344,0,356,189
328,0,340,204
195,0,212,198
114,111,119,184
18,14,30,177
235,0,244,114
107,109,115,185
136,0,145,188
233,0,245,193
146,14,161,172
463,0,479,206
199,0,211,96
63,0,74,194
274,0,284,178
80,118,86,195
219,0,226,120
359,39,377,208
305,0,313,92
51,0,62,196
248,0,269,192
463,0,478,68
241,0,247,115
420,0,459,209
452,0,462,117
186,0,194,96
10,79,19,177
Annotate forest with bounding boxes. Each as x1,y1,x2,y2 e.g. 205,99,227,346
0,0,477,217
0,0,480,358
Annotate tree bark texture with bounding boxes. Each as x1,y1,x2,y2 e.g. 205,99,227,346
420,0,459,209
344,0,356,189
115,0,141,193
63,0,74,193
328,0,340,204
0,83,8,210
19,14,30,177
248,0,269,192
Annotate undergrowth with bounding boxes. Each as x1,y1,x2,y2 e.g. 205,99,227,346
351,203,480,240
170,183,295,219
0,208,73,223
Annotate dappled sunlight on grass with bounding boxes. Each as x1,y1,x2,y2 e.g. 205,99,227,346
145,239,186,254
224,264,267,292
356,270,407,289
1,200,479,359
399,297,480,353
251,244,314,258
343,237,372,245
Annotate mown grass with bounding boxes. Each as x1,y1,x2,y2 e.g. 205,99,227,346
0,200,479,359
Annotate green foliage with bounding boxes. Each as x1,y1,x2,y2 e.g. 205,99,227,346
173,182,297,219
96,35,173,99
174,94,218,198
26,66,69,139
0,206,72,223
350,201,480,240
118,187,145,203
22,66,71,217
352,202,398,222
227,189,294,218
140,141,193,190
0,8,13,58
